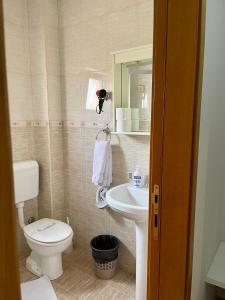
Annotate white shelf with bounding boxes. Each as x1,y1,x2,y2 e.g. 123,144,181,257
205,241,225,289
111,131,150,136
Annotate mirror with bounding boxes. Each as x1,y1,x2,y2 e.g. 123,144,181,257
113,45,152,134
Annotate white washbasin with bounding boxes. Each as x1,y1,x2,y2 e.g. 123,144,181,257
106,183,149,221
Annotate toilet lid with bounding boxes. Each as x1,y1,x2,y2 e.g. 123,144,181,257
24,218,73,243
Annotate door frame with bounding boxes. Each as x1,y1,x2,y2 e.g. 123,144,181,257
147,0,202,299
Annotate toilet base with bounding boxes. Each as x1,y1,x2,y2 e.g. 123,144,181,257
26,250,63,280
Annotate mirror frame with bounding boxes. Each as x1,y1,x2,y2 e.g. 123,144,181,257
112,44,153,133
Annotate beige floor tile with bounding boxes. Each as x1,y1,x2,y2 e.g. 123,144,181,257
20,250,135,300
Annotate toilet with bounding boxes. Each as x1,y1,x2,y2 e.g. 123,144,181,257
13,160,73,280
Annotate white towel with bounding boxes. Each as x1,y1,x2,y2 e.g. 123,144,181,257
92,140,112,187
21,276,57,300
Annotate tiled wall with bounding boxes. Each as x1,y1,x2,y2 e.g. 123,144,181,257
59,0,153,273
3,0,32,121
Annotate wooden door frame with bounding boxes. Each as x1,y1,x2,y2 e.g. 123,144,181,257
147,0,202,299
0,1,21,299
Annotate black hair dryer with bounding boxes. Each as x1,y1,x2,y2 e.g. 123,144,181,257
96,89,109,114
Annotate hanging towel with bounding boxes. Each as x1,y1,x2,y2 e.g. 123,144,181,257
92,140,112,187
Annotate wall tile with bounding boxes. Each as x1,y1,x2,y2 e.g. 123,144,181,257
47,75,62,120
73,20,110,74
31,74,48,120
29,26,46,75
45,27,61,76
3,0,28,27
7,72,33,121
52,170,65,220
60,26,82,74
28,0,59,28
59,0,82,28
61,74,83,120
33,126,52,219
4,22,30,74
137,2,154,45
10,126,34,161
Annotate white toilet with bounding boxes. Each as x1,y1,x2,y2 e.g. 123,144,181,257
13,160,73,280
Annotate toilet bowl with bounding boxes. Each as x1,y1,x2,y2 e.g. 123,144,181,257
24,218,73,280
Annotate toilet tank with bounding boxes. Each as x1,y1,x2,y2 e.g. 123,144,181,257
13,160,39,204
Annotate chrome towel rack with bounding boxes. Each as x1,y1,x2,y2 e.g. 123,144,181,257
96,124,111,141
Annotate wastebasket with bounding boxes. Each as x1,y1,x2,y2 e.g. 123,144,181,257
90,235,119,279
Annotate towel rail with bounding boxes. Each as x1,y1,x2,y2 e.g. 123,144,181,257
96,125,111,141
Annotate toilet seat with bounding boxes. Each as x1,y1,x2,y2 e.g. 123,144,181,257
24,218,73,244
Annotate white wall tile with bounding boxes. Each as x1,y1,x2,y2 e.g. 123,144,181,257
3,0,28,27
4,22,30,74
31,74,48,120
28,0,59,28
7,72,33,121
60,26,82,74
61,74,82,120
58,0,82,28
45,27,61,75
29,26,46,75
47,75,62,120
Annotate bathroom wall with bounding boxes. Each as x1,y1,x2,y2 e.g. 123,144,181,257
59,0,153,273
191,0,225,299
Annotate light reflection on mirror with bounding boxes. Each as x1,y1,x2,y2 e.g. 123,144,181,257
122,60,152,131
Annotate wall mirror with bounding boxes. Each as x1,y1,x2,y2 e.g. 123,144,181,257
112,45,153,135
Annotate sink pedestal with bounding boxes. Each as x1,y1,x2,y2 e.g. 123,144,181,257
135,221,148,300
105,184,149,300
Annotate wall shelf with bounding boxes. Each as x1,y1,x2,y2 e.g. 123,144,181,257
111,131,150,136
205,241,225,289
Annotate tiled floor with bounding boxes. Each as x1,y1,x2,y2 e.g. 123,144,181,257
19,250,135,300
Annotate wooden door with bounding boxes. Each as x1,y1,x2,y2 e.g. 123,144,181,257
147,0,202,299
0,1,21,299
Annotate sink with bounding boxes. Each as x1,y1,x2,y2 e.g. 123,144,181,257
106,183,148,221
106,183,149,300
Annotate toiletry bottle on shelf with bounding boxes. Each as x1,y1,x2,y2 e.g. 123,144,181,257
133,166,143,187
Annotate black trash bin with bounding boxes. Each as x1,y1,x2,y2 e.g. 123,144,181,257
91,235,119,279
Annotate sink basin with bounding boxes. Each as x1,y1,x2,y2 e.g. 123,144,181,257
106,183,149,221
106,183,149,300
